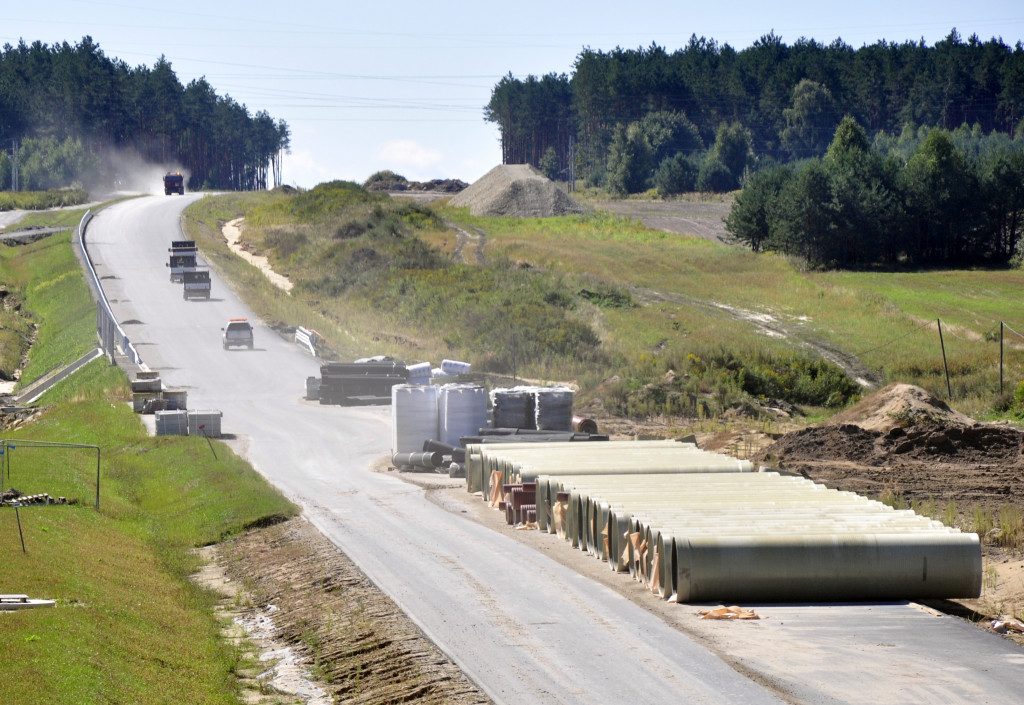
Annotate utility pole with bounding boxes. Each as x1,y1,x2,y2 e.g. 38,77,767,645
11,139,19,192
567,135,575,192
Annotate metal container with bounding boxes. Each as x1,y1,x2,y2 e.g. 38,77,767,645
162,389,187,410
155,409,188,436
188,410,222,438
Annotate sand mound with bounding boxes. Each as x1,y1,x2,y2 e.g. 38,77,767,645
822,383,976,433
449,164,585,218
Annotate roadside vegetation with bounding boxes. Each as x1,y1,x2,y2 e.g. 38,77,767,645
0,189,89,212
0,226,298,704
182,181,1024,430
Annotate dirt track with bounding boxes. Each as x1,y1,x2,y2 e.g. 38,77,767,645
594,197,734,243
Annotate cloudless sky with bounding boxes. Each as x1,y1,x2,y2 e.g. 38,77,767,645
4,1,1024,189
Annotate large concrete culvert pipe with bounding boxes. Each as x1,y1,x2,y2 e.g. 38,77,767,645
540,471,982,603
665,531,981,603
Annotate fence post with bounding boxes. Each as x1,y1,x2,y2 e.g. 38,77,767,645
938,318,952,400
1000,321,1004,396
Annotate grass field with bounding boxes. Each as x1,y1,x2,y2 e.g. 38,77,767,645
0,222,297,705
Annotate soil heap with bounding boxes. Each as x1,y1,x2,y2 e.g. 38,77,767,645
753,383,1024,505
449,164,585,217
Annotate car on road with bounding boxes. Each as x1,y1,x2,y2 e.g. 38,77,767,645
222,318,254,350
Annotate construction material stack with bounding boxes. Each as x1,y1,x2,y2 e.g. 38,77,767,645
318,360,409,405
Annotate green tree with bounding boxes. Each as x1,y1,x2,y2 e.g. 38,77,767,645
901,128,978,263
980,146,1024,262
696,155,734,193
710,122,753,189
653,152,699,197
725,165,792,251
824,116,901,266
772,160,836,265
606,123,651,195
781,79,840,159
539,146,560,180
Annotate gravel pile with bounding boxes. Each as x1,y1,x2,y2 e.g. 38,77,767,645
449,164,584,217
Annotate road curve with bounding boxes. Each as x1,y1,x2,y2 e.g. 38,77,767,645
85,195,1024,705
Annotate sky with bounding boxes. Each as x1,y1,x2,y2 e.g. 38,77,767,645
4,1,1024,189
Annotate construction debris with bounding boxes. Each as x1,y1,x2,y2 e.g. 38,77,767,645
697,606,760,620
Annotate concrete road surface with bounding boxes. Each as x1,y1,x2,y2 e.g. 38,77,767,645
81,194,1024,704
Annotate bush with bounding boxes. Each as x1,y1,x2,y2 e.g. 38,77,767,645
696,156,736,192
653,153,698,197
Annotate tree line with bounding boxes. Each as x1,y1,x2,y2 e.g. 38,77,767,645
485,30,1024,195
0,37,289,191
725,117,1024,268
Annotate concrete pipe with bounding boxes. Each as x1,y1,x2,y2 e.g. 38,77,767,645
669,532,981,603
392,451,442,469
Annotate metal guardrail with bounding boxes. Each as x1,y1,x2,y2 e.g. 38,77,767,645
294,326,318,357
77,211,146,370
14,348,103,405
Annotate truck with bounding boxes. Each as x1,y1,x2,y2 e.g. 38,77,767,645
182,269,211,300
163,172,184,195
167,240,198,282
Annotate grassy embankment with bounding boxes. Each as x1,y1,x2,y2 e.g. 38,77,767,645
0,217,297,704
184,183,1024,428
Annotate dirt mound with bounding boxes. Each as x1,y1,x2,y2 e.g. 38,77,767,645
752,383,1024,506
449,164,585,217
822,383,976,433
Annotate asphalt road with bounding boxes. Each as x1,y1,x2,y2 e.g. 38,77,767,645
84,194,1024,704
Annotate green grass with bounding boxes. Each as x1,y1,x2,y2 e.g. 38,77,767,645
0,230,298,705
433,204,1024,418
0,230,97,386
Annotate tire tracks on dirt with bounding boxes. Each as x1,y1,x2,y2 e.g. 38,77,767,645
631,286,884,389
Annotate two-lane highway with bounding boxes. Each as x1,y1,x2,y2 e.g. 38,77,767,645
84,195,1024,704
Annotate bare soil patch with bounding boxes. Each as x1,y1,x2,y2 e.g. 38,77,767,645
593,196,734,243
205,517,492,704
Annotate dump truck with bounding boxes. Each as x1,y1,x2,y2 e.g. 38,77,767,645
163,172,184,195
182,269,211,300
167,240,198,282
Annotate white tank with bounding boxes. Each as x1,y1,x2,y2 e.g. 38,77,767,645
391,384,439,455
439,383,487,448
